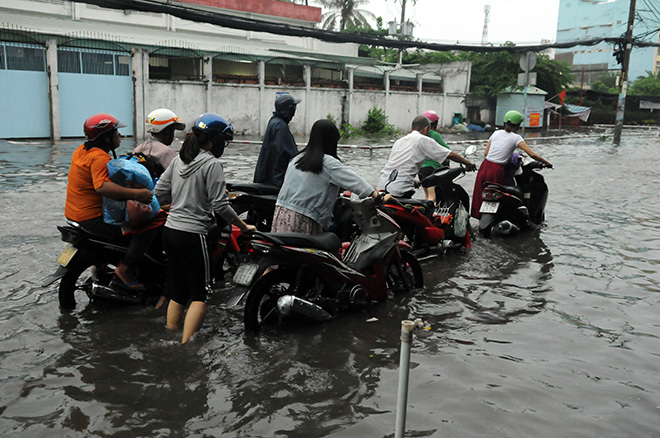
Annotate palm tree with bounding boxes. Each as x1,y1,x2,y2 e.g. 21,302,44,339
317,0,376,31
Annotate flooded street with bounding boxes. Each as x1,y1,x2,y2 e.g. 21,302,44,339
1,130,659,437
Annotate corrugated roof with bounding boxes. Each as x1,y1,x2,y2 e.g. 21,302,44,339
502,86,548,95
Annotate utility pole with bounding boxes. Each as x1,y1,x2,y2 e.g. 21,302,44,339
398,0,407,66
613,0,636,145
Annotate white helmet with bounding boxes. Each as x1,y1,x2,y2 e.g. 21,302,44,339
145,108,186,133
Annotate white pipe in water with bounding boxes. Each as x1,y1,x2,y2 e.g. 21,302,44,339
395,318,424,438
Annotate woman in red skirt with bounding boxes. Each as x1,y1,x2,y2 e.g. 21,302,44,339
471,110,553,219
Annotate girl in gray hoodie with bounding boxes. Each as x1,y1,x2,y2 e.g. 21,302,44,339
155,113,255,344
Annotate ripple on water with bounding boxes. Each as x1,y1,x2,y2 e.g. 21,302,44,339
2,134,660,437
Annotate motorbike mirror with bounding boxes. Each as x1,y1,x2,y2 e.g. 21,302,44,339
464,145,477,156
384,169,398,193
388,169,398,182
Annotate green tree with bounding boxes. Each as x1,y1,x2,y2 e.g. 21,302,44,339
630,71,660,96
458,48,519,96
535,54,574,98
455,49,573,97
318,0,376,31
590,72,619,94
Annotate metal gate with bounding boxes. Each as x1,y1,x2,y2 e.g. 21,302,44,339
0,42,50,139
58,44,133,138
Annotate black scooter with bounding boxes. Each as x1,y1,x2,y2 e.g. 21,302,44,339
227,182,278,232
478,159,549,237
43,220,237,309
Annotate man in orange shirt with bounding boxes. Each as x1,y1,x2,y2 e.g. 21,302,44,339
65,113,155,290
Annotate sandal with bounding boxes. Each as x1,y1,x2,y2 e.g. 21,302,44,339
111,278,147,293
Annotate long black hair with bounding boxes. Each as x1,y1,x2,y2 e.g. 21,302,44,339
179,129,210,164
295,119,340,174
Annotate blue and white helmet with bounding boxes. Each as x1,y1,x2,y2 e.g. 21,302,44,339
193,113,234,140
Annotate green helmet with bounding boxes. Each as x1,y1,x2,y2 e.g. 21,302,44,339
503,110,524,126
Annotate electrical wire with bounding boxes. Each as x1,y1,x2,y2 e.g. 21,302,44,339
66,0,660,53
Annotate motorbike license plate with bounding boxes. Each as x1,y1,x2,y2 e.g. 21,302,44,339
56,244,78,267
479,201,499,214
233,263,258,286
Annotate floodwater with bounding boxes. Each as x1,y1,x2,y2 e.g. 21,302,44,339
1,130,659,437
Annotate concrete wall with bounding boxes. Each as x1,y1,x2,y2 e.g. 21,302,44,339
147,81,209,131
138,79,467,138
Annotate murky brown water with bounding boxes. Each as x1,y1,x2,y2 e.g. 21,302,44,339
1,129,659,437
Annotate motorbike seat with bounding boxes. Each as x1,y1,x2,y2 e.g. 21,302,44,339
484,183,523,199
61,222,127,244
227,182,279,195
395,197,435,215
261,232,342,252
502,185,523,199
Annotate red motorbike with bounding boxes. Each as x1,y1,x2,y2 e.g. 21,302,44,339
381,166,473,255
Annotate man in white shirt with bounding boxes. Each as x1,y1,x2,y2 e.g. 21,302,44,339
378,116,476,197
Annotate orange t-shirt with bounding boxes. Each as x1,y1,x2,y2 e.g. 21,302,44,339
65,145,112,222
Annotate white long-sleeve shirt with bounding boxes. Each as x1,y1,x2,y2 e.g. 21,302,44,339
377,130,451,196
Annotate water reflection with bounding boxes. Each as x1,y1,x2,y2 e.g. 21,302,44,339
2,134,660,437
50,309,211,436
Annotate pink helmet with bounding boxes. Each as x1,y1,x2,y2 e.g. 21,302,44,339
423,110,439,123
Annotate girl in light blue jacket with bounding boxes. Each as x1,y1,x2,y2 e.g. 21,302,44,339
272,119,383,234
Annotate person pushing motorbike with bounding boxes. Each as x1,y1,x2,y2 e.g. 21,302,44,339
378,115,476,198
253,94,300,188
154,113,256,344
272,118,389,235
470,110,552,219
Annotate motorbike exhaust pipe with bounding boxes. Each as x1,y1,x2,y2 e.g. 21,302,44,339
91,283,142,304
493,220,520,235
277,295,333,322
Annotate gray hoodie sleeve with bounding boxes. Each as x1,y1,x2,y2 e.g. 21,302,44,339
154,158,174,205
206,160,238,224
326,156,374,197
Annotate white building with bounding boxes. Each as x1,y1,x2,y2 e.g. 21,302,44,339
0,0,470,139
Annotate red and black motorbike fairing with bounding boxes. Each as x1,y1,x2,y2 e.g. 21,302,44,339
232,196,423,331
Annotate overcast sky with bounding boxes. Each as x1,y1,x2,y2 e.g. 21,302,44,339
357,0,561,45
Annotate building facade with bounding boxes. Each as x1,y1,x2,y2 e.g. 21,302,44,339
555,0,660,88
0,0,468,140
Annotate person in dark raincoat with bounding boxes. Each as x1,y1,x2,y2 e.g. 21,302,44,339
253,94,300,188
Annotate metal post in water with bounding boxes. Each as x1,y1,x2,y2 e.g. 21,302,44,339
395,318,424,438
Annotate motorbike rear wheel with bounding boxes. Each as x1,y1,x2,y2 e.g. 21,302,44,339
213,247,241,283
244,269,295,332
386,250,423,293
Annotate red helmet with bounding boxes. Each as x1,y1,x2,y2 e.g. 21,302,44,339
83,113,126,141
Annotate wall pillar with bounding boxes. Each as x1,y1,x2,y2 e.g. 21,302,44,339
132,48,149,141
204,55,212,113
46,39,60,141
345,66,354,127
441,78,447,128
384,70,391,120
258,60,265,137
416,73,424,116
303,64,311,132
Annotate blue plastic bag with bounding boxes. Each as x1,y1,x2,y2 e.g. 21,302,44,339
107,156,155,190
103,156,160,227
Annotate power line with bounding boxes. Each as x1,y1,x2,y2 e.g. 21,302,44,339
71,0,649,53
